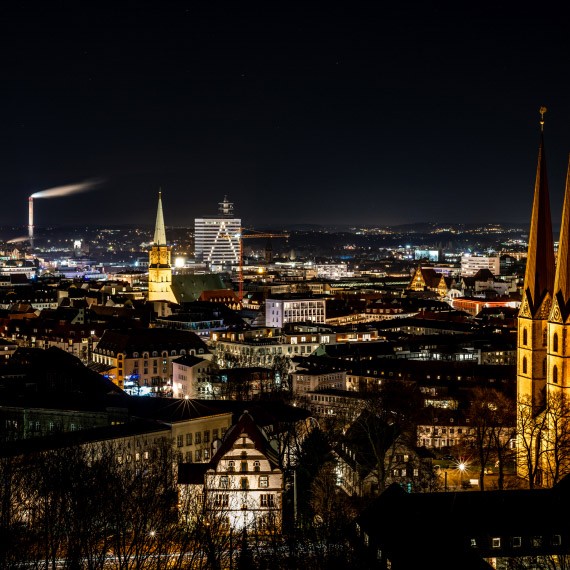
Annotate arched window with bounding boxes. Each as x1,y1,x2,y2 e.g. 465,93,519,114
543,358,547,376
553,333,559,353
553,365,559,384
254,461,260,472
523,356,527,375
152,351,158,357
523,328,528,346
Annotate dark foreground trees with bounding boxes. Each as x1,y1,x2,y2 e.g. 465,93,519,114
0,437,363,570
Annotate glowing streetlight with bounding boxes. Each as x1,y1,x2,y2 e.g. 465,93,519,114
458,462,466,489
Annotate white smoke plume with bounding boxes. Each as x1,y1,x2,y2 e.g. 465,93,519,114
30,178,102,199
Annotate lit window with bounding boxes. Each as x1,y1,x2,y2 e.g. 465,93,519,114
259,476,269,488
492,538,501,549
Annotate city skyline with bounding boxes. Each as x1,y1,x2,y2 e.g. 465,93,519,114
1,3,570,228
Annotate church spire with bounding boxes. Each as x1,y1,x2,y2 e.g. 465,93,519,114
553,157,570,318
153,190,167,246
522,108,555,316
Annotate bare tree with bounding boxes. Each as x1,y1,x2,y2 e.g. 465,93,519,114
517,394,549,489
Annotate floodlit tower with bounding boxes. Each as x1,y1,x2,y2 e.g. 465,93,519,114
148,191,177,303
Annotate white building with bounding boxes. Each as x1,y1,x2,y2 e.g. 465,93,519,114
265,296,326,327
172,354,214,399
460,254,500,277
291,368,348,395
194,196,241,271
178,412,283,531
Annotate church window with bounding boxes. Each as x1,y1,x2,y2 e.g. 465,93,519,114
554,333,559,353
543,358,546,376
523,328,528,346
523,357,527,374
553,366,558,384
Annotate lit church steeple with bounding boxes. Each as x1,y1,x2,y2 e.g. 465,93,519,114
148,190,177,304
518,109,555,419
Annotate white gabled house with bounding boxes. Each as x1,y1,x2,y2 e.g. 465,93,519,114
178,411,283,532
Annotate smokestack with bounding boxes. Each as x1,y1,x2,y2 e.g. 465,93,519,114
28,196,34,248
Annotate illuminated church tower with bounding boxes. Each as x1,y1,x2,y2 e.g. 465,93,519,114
518,109,570,486
148,191,177,303
517,110,555,411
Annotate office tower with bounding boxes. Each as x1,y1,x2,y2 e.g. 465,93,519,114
194,196,241,271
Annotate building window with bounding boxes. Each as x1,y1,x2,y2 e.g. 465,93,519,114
512,536,521,548
220,475,229,489
241,461,248,473
259,476,269,488
228,461,235,472
470,539,477,548
532,536,542,548
186,433,193,446
552,535,562,546
195,432,201,444
492,538,501,549
554,333,559,352
204,430,210,443
254,461,260,472
215,494,229,507
260,494,275,507
553,365,558,384
523,328,527,346
240,477,249,490
523,356,527,375
195,449,202,462
177,435,183,447
185,451,192,462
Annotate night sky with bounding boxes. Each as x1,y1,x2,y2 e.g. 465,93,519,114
1,2,569,230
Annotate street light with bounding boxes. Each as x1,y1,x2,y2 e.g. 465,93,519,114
458,462,466,489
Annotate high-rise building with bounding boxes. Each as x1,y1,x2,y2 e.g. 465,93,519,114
194,196,241,271
517,110,570,487
148,191,177,303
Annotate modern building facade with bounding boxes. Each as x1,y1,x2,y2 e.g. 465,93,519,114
460,254,500,277
265,295,327,327
194,196,241,271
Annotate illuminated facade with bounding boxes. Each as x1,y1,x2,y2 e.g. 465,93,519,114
148,192,177,303
517,114,570,486
460,254,500,277
194,196,241,271
265,296,326,327
178,412,283,531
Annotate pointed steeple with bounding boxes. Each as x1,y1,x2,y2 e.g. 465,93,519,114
552,157,570,318
153,190,167,246
522,108,555,316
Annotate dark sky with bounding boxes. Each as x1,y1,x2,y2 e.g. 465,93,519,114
1,2,569,229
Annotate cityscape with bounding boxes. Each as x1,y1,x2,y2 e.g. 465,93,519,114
1,3,570,570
